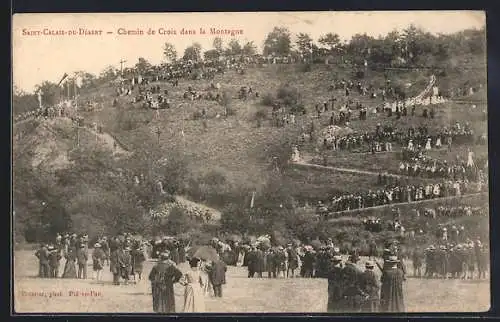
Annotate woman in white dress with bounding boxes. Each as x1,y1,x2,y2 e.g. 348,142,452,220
181,257,206,312
200,260,212,296
425,138,432,150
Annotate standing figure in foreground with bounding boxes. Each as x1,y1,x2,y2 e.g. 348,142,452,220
181,257,206,312
380,256,405,312
360,261,380,312
92,243,106,281
35,244,50,278
208,257,227,297
148,251,183,313
48,245,62,278
327,255,344,312
76,242,88,279
62,244,77,278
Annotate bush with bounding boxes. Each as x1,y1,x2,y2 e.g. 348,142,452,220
255,107,268,121
290,103,306,115
192,110,203,120
277,84,300,107
297,63,312,73
260,93,275,107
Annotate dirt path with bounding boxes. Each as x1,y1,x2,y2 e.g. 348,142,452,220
82,125,130,155
291,159,407,179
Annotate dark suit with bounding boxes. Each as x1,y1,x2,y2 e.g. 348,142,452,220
208,259,227,297
76,247,88,279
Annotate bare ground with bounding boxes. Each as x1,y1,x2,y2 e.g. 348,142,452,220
13,250,489,313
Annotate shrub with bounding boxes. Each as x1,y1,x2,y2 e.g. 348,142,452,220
255,107,268,121
192,110,203,120
260,93,275,107
277,84,300,106
297,63,312,73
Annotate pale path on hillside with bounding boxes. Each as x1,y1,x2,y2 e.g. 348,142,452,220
291,159,408,178
82,125,130,156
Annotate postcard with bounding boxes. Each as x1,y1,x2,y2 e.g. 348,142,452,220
12,11,488,313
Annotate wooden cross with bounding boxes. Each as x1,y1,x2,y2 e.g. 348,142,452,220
119,59,127,74
155,127,161,144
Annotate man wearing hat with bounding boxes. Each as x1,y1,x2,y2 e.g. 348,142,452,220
342,254,366,312
380,255,405,312
327,255,344,312
35,243,50,278
76,242,89,279
101,237,110,266
360,261,379,312
148,251,183,313
48,245,62,278
110,244,126,285
121,247,133,284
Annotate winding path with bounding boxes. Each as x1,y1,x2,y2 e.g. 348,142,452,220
291,160,406,179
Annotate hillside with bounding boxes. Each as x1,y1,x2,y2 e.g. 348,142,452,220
13,57,488,246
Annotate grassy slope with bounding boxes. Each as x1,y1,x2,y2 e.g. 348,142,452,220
20,64,487,216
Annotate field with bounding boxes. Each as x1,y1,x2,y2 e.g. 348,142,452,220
13,250,489,313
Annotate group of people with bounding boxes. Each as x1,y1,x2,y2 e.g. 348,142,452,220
326,249,406,312
399,150,486,180
317,178,485,215
413,239,488,280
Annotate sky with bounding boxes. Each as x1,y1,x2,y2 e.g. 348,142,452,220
13,11,485,93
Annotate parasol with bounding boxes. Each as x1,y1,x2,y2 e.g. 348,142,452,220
188,245,219,261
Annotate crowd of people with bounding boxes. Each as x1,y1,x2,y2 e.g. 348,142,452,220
413,239,488,280
398,150,487,180
316,178,486,215
320,122,482,154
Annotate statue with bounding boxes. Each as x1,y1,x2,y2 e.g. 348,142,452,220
157,181,165,194
291,146,301,163
37,90,43,108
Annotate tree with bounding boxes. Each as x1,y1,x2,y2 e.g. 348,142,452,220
242,41,257,56
213,37,223,54
263,27,292,56
135,57,152,74
36,81,62,107
226,39,242,56
100,65,118,80
295,33,314,60
163,42,177,63
204,49,220,61
13,91,37,115
318,32,341,55
183,42,202,62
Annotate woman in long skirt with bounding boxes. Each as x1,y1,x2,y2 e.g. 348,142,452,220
181,257,206,312
200,260,212,296
62,246,77,278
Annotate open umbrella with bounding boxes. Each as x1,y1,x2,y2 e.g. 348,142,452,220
188,246,219,261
